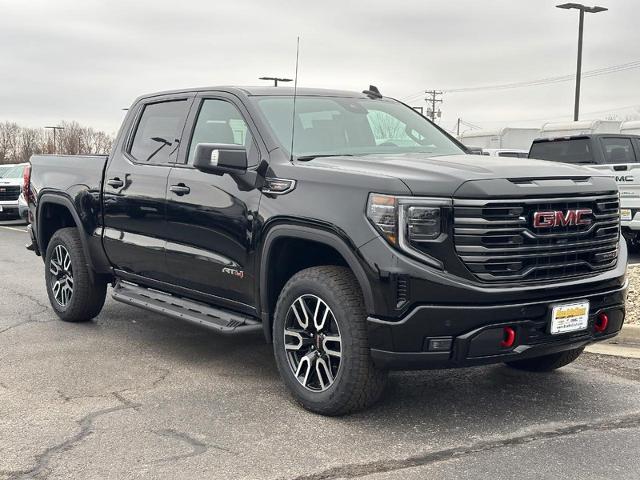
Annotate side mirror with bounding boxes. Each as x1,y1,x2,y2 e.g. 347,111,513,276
193,143,248,175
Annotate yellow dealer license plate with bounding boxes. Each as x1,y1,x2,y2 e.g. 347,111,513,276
620,209,632,221
551,301,589,335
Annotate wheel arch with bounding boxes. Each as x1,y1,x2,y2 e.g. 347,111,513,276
259,224,375,342
36,193,97,278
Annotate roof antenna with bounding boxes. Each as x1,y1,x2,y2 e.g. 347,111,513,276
290,36,300,162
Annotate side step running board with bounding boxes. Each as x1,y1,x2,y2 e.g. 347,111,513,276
112,280,262,335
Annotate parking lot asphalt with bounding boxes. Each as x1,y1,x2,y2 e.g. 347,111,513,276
1,221,640,480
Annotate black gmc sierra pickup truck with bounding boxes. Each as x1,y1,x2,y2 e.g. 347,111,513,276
26,86,628,415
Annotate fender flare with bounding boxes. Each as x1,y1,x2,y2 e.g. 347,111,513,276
259,224,375,342
36,193,96,275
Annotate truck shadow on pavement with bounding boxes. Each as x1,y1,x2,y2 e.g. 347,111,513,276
92,297,637,430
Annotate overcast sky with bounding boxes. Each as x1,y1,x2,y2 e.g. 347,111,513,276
1,0,638,135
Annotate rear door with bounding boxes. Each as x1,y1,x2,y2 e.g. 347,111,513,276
598,137,640,223
163,94,263,312
102,94,193,282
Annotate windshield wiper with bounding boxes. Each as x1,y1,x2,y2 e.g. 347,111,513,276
296,154,354,161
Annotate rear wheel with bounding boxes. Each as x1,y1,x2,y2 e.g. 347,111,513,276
273,266,387,416
44,228,107,322
505,347,584,372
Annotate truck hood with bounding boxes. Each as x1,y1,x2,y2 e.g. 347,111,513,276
307,153,613,197
0,177,22,186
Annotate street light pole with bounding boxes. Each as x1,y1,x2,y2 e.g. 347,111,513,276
556,3,608,121
574,8,585,121
44,126,65,154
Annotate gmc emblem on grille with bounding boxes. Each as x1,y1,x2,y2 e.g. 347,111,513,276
532,209,593,228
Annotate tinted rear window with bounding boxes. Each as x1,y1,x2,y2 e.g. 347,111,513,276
498,152,528,158
529,139,595,164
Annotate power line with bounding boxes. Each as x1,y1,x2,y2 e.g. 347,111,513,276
443,59,640,93
400,60,640,101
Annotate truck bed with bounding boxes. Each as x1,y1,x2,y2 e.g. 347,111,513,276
29,154,108,199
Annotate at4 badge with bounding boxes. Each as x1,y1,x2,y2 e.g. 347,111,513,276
222,267,244,279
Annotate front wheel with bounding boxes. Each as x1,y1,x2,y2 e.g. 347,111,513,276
273,266,387,416
505,347,584,372
44,228,107,322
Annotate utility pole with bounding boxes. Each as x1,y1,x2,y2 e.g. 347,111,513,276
259,76,293,87
456,118,461,137
424,90,443,122
556,3,608,121
45,126,65,154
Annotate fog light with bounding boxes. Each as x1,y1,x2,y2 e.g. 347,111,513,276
595,313,609,333
427,337,453,352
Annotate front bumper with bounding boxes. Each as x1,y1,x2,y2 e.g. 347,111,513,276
0,201,19,217
621,212,640,233
368,281,627,370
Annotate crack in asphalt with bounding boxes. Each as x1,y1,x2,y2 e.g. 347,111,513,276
5,393,141,480
4,286,51,312
55,367,170,405
287,412,640,480
152,428,233,463
0,308,51,335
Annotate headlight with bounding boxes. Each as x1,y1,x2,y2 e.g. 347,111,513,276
406,206,441,241
367,193,449,268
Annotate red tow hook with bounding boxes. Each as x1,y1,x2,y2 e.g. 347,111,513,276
594,313,609,333
500,327,516,348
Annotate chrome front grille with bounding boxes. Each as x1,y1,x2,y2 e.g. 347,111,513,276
454,194,620,283
0,185,20,201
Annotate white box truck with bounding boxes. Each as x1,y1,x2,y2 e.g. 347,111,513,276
459,127,540,151
621,120,640,136
539,120,621,138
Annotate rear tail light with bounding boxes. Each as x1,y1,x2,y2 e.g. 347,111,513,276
22,164,31,202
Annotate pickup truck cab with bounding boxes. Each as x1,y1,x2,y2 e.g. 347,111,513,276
26,86,628,415
529,134,640,249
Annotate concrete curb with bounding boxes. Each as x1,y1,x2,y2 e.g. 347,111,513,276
616,324,640,344
585,324,640,358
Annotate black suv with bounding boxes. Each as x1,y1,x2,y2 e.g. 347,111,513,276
26,86,627,415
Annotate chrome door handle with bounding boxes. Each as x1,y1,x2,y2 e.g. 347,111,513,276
169,184,190,196
106,177,124,188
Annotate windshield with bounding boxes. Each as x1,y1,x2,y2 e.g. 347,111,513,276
0,164,25,178
529,139,595,164
252,96,464,159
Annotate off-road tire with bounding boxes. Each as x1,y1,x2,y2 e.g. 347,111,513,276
273,266,387,416
505,347,584,372
44,227,107,322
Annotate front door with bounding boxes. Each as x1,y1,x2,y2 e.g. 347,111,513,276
595,137,640,224
163,95,263,311
102,96,192,282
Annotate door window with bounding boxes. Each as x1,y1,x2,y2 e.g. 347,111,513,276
601,137,637,164
187,99,257,165
129,100,190,164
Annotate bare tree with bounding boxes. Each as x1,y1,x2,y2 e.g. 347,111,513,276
0,121,114,164
0,122,20,164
